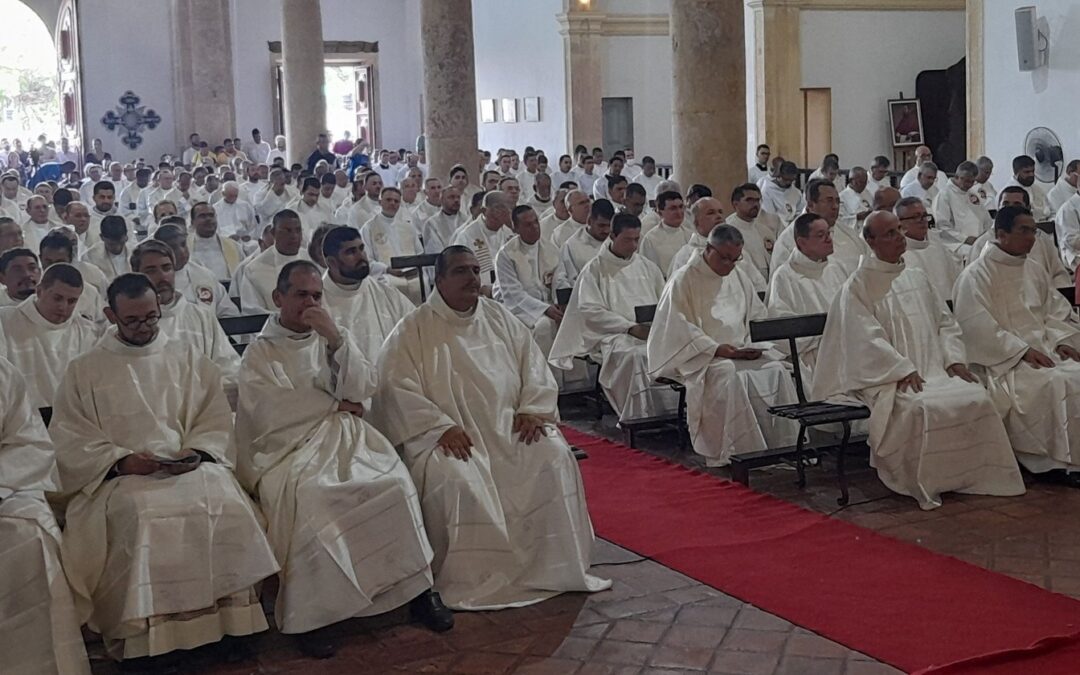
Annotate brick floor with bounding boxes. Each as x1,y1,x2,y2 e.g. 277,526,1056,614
86,403,1080,673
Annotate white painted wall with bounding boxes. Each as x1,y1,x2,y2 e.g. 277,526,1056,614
983,0,1080,188
471,0,567,158
600,35,672,165
79,0,178,162
799,9,965,167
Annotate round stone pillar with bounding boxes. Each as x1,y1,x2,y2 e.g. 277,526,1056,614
281,0,326,166
420,0,479,182
671,0,747,200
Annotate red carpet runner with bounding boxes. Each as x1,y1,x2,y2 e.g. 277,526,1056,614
565,427,1080,674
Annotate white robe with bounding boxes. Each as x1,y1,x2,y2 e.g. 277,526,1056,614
931,180,990,259
900,181,938,210
450,217,513,281
971,228,1070,287
175,262,240,318
1047,177,1078,216
647,254,798,466
724,212,779,280
971,180,997,210
538,212,569,248
83,241,136,282
902,236,961,301
236,318,434,634
838,186,873,227
361,211,425,304
213,200,258,241
0,357,90,675
901,167,949,192
814,255,1023,509
256,187,293,222
1054,192,1080,271
0,298,98,408
344,195,379,230
639,222,692,278
670,233,768,293
238,246,310,313
51,334,279,659
321,273,414,360
549,244,679,422
290,197,334,235
159,294,240,390
770,218,868,280
766,248,847,379
1004,178,1052,221
374,291,611,610
422,210,467,255
551,218,586,250
493,234,559,343
759,180,805,224
954,244,1080,473
554,227,604,290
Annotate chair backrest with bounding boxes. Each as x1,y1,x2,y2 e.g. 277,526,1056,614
219,313,270,355
757,290,766,302
749,313,828,404
390,253,438,270
555,287,572,306
1036,220,1056,236
635,304,657,324
1059,285,1077,306
39,407,52,428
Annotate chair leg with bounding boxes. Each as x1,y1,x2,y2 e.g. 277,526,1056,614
795,425,808,489
624,427,634,448
677,388,688,451
836,422,851,506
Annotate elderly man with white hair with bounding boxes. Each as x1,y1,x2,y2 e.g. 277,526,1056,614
971,156,997,209
639,179,682,235
214,181,259,249
257,168,296,223
931,160,991,260
900,162,940,211
839,166,874,228
898,196,961,300
900,145,949,192
267,135,288,165
450,191,514,293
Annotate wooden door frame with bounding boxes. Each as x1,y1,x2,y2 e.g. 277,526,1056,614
800,87,831,168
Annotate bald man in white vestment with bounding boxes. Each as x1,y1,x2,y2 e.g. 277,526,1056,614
413,177,443,225
131,241,240,391
236,261,451,658
1004,155,1052,221
814,211,1023,509
647,225,798,467
954,206,1080,484
239,210,311,313
550,189,591,249
759,162,805,225
361,187,425,305
154,224,239,318
931,161,990,260
51,274,279,664
725,183,780,281
422,187,467,255
897,197,961,300
0,357,90,675
770,180,869,279
550,214,679,422
374,247,611,610
553,198,611,290
972,187,1072,286
670,197,766,293
450,191,514,295
766,214,847,381
639,190,692,277
0,264,97,409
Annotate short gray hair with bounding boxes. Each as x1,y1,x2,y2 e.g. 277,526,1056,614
955,161,978,178
849,166,867,178
976,155,994,171
483,190,511,211
918,161,938,176
707,224,744,248
656,179,682,196
893,196,924,218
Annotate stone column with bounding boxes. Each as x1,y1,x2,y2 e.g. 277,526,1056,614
747,0,801,165
281,0,326,166
420,0,479,181
966,0,985,157
558,7,603,151
171,0,236,153
670,0,746,198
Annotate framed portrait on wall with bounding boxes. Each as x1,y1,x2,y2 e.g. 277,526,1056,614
888,99,923,147
480,99,497,124
501,98,518,124
524,97,540,122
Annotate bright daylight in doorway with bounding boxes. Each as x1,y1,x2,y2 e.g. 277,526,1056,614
0,0,60,142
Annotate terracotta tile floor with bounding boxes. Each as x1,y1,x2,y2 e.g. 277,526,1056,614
87,403,1080,674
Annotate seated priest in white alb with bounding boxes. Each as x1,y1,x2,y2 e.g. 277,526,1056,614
0,358,90,675
647,225,798,467
550,189,591,249
971,156,997,209
255,168,295,223
291,177,334,236
1047,159,1079,215
813,211,1024,509
374,246,611,609
973,187,1071,287
0,247,40,306
553,198,612,290
213,183,259,252
639,190,692,276
550,213,679,422
526,171,555,216
724,184,779,282
84,215,134,281
361,186,425,305
897,196,961,299
344,172,383,229
539,187,573,245
899,162,939,211
838,166,874,228
130,240,240,390
23,195,55,253
771,179,869,279
61,201,94,259
1004,155,1052,221
1055,182,1080,274
239,209,310,312
766,213,848,380
189,201,244,283
671,197,765,292
759,161,805,225
321,226,415,357
494,205,561,355
955,205,1080,486
865,156,892,196
51,273,280,666
38,230,107,325
931,160,990,260
154,224,239,318
899,146,949,192
413,177,443,225
450,190,514,295
236,261,452,659
498,176,521,207
422,186,467,255
0,262,98,408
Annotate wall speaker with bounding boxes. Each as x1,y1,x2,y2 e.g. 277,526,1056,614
1015,6,1048,72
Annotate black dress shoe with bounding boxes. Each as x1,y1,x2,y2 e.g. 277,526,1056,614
409,590,455,633
218,635,256,663
295,629,337,659
118,653,180,674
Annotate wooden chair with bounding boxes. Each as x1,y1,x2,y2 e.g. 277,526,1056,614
617,303,689,450
390,253,438,302
219,313,270,355
734,313,871,505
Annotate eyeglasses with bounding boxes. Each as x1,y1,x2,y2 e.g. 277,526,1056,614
119,313,160,329
899,213,931,222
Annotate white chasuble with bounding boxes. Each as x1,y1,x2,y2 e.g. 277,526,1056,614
0,298,98,407
374,291,610,610
322,274,414,360
159,295,241,391
237,246,310,313
902,236,961,301
814,255,1024,510
766,249,847,381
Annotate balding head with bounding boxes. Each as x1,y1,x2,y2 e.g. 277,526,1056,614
862,210,906,264
566,189,591,223
690,197,724,236
873,187,900,212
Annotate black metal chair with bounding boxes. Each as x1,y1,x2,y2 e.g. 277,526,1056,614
552,286,605,417
390,253,438,302
555,287,572,306
219,313,270,355
733,313,870,505
1058,285,1076,306
617,304,689,450
39,407,52,428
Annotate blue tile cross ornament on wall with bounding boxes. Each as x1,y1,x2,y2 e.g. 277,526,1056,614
101,91,161,150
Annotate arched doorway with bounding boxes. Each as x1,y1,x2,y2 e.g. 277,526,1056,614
0,0,63,157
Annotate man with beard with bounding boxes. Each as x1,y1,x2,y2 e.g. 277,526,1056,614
0,247,41,306
1004,155,1051,221
130,240,240,391
361,187,424,304
422,185,467,255
321,226,415,358
238,209,310,312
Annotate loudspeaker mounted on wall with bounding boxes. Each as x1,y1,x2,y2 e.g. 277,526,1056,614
1015,6,1049,72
